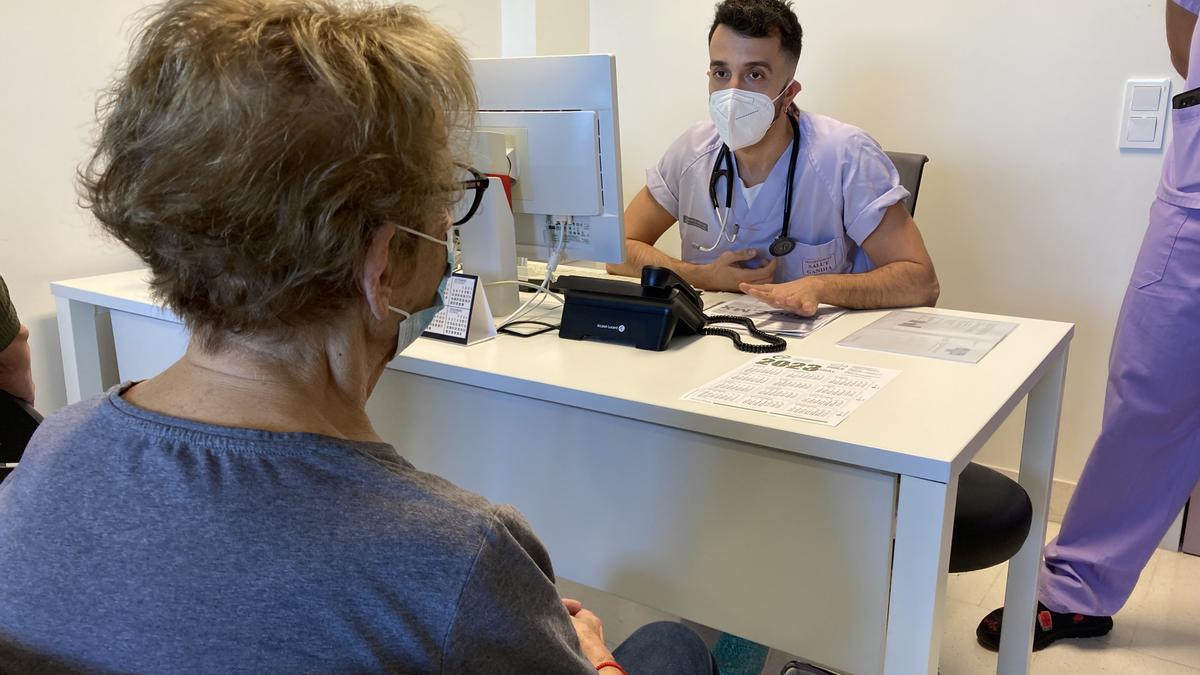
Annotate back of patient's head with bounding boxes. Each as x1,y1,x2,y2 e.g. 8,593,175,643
80,0,475,351
709,0,804,64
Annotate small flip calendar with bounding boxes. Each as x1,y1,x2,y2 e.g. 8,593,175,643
421,273,497,346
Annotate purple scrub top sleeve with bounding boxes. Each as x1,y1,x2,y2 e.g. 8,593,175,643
1174,0,1200,14
841,133,910,246
646,132,693,219
646,163,680,218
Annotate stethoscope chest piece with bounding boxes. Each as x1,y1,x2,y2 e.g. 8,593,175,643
769,236,796,257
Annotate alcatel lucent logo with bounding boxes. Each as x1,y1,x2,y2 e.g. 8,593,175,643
596,323,626,333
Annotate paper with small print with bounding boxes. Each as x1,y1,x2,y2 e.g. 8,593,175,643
837,310,1017,363
706,297,846,337
682,354,899,427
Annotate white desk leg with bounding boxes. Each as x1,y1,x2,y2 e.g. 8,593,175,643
883,473,958,675
998,345,1069,674
55,297,111,404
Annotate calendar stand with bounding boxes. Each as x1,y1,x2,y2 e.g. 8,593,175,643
421,273,497,346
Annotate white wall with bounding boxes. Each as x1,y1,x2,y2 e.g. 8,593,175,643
412,0,503,57
590,0,1181,491
533,0,589,56
0,1,150,413
418,0,589,58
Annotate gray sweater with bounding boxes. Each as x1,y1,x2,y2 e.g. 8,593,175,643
0,384,596,673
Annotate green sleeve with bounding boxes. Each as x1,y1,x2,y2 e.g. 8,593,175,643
0,276,19,352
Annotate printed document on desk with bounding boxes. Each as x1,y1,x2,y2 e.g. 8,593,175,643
837,310,1017,363
683,355,899,427
706,297,846,337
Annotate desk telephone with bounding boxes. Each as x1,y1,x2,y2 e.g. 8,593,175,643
556,266,786,352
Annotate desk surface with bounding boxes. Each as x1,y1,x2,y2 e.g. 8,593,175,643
52,269,1073,482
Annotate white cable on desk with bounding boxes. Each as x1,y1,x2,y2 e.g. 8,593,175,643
485,280,565,303
500,219,568,327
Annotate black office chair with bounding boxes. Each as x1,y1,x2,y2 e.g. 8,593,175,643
884,150,1033,573
884,151,928,217
0,390,42,482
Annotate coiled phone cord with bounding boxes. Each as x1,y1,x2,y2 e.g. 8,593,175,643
700,315,787,353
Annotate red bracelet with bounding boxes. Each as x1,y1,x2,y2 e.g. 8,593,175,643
594,660,628,675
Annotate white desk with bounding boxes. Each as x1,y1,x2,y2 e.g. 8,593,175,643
51,269,1072,675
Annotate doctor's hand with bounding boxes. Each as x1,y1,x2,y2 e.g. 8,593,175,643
740,276,823,317
696,249,777,291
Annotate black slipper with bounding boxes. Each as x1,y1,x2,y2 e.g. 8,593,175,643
976,601,1113,651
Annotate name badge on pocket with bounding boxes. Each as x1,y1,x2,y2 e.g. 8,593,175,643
803,255,836,276
682,215,709,232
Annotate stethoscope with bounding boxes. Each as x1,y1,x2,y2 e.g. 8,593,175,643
698,112,801,257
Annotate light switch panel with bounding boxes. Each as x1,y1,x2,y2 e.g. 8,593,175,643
1131,86,1162,112
1120,79,1170,150
1128,116,1157,142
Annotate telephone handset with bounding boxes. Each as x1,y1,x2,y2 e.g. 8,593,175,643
640,265,703,310
556,266,785,352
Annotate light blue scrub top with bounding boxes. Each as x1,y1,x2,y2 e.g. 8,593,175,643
647,109,909,282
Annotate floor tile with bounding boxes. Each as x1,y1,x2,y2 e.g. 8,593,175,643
978,563,1010,611
1044,521,1062,541
948,566,1003,606
1096,548,1164,650
1126,551,1200,669
1031,645,1200,674
938,597,1002,674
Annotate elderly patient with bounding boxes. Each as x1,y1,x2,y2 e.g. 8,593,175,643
0,1,715,673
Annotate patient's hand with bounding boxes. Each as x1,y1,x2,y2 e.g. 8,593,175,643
562,598,617,668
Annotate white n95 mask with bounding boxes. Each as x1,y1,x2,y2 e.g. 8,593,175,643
708,87,786,151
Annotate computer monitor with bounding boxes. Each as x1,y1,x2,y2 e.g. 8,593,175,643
470,54,625,265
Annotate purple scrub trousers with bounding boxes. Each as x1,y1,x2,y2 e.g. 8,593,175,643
1037,198,1200,616
1038,0,1200,615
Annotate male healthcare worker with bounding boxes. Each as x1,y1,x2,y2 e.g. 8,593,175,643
607,0,939,316
977,0,1200,651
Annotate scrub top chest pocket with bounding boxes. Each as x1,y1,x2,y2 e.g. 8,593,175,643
785,237,849,278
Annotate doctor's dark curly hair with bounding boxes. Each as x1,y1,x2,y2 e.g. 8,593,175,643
709,0,803,63
79,0,475,350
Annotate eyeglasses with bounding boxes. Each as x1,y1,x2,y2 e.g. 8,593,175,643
451,164,490,226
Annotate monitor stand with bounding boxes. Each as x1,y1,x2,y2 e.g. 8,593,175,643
459,176,519,317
